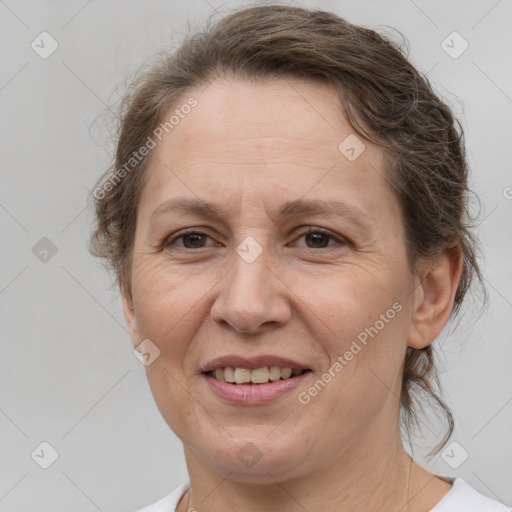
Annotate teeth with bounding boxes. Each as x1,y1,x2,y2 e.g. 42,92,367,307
234,368,251,384
281,367,292,379
269,366,281,381
224,367,235,383
210,366,305,384
251,367,270,383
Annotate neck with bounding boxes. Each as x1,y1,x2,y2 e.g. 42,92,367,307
178,429,419,512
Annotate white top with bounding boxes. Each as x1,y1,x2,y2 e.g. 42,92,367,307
134,478,510,512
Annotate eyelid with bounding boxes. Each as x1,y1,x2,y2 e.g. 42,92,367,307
291,226,350,249
163,228,216,248
163,226,349,249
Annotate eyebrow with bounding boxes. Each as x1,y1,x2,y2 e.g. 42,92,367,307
150,197,371,231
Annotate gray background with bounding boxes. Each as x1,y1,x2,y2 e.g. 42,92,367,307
1,0,511,510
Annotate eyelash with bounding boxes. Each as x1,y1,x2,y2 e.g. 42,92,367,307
162,227,347,250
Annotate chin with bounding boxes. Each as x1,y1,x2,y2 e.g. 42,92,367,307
191,429,312,482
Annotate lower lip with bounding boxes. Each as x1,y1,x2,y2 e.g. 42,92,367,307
202,372,310,405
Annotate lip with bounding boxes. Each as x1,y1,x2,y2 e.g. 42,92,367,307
200,355,309,373
202,370,311,405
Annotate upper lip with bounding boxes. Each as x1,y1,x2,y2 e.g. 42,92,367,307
201,355,310,373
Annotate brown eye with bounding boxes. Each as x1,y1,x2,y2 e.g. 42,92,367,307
294,228,345,249
181,233,208,248
304,231,332,248
164,230,214,249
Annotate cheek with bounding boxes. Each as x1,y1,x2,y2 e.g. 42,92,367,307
144,365,203,447
300,266,409,408
131,257,205,341
296,264,406,347
130,259,204,433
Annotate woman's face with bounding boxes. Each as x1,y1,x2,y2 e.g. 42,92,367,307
123,77,422,480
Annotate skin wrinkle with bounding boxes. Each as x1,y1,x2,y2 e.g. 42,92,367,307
83,14,486,506
122,77,460,512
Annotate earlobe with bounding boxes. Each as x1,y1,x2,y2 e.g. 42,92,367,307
407,247,463,349
121,291,140,346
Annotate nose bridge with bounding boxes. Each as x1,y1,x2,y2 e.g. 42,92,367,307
211,241,290,333
231,246,270,301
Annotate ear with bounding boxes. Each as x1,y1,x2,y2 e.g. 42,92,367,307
121,289,141,349
407,246,463,349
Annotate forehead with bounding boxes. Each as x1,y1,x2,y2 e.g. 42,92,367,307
139,77,394,222
166,77,352,160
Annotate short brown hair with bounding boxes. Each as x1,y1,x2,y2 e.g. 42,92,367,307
89,4,485,455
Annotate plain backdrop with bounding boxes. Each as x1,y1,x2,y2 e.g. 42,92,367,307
1,0,511,510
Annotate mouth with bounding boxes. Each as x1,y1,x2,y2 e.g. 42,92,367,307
199,355,312,403
204,366,311,385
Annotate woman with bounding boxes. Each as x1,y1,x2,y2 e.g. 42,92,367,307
89,5,509,511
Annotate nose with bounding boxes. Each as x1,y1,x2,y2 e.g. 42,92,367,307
210,250,291,335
